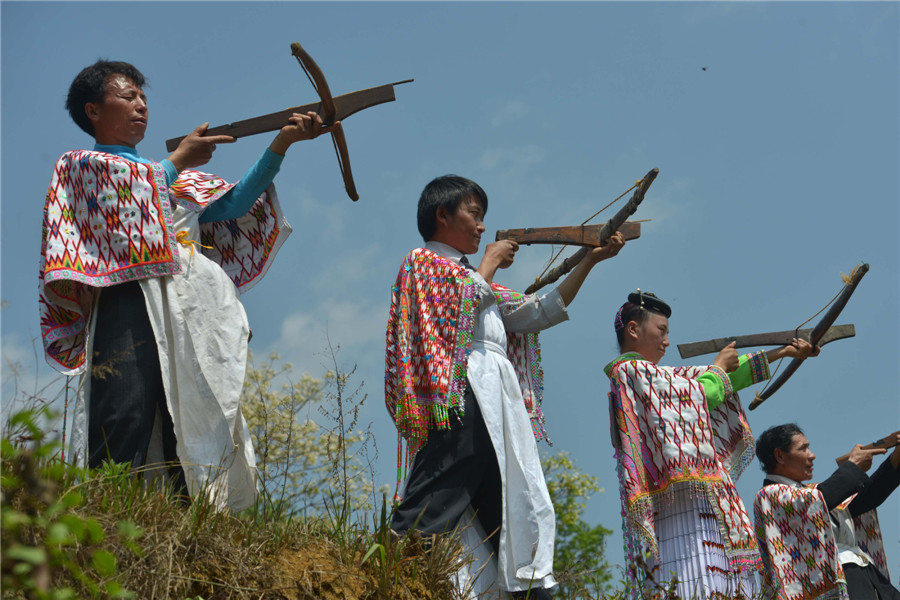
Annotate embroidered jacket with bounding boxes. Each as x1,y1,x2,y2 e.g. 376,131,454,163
754,481,890,600
605,352,768,571
384,248,546,466
39,150,289,374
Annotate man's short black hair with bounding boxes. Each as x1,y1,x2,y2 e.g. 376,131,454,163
755,423,804,473
417,175,488,242
66,59,147,137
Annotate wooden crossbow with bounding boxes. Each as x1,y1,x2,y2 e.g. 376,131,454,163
677,264,869,410
494,168,658,295
165,42,413,201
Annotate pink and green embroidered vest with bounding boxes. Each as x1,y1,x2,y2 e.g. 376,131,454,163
605,353,761,569
385,248,547,482
40,150,288,373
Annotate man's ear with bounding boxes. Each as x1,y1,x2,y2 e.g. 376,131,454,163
435,205,450,228
85,102,101,123
773,448,785,464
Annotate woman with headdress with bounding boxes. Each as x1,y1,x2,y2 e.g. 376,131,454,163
604,290,817,599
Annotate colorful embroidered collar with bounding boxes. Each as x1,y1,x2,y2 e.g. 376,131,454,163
39,150,288,373
606,355,759,572
385,247,547,488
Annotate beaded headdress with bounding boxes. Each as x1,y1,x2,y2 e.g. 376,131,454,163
614,288,672,331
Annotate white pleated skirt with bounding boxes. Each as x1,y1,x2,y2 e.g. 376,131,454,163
648,486,759,599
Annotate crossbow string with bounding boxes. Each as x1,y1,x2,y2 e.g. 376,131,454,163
749,263,870,410
532,181,640,283
525,168,657,295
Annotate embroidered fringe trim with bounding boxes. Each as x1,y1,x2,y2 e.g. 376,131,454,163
619,477,759,567
761,579,849,600
728,433,755,482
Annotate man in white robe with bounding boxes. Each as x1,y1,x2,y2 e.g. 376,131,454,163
385,174,625,598
40,59,333,510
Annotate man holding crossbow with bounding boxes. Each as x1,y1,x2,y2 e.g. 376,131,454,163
385,174,626,598
754,424,900,600
39,59,334,509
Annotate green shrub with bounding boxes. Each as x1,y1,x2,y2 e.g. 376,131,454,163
1,406,141,599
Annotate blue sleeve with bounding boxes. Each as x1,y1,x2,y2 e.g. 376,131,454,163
198,148,285,223
161,159,178,187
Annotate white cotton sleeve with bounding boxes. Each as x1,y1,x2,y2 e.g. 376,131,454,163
501,288,569,333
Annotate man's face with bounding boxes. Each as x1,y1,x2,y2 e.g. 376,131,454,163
435,196,485,256
776,433,816,482
630,312,670,364
86,74,148,147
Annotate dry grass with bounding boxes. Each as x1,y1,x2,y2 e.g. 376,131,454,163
2,410,751,600
2,446,471,600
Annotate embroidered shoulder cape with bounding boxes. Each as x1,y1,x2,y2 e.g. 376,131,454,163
604,353,761,569
384,248,546,465
754,483,890,600
40,150,289,374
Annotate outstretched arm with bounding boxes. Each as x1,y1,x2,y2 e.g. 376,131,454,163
268,111,336,156
712,338,819,376
169,111,334,172
846,438,899,517
195,112,338,223
485,232,624,333
556,231,625,307
817,442,890,511
699,339,818,411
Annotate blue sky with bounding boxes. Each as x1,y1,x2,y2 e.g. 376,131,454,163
2,1,898,578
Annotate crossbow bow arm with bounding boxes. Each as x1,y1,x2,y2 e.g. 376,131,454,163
523,168,658,295
749,263,870,410
290,42,361,201
291,41,412,201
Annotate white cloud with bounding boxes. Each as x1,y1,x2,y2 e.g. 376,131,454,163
478,144,547,171
491,100,529,127
310,242,386,297
274,299,385,377
288,185,348,242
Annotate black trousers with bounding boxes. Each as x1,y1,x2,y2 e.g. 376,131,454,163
87,281,187,493
390,383,554,599
844,564,900,600
391,382,503,555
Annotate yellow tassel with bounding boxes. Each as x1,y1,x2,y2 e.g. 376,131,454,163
175,230,213,256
